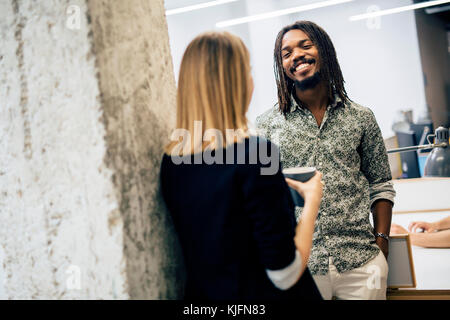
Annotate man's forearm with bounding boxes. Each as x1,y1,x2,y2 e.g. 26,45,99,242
410,229,450,248
372,199,393,235
371,199,393,258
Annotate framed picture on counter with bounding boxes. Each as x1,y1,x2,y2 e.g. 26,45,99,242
387,234,416,289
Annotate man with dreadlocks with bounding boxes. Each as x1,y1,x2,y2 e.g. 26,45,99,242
256,21,396,300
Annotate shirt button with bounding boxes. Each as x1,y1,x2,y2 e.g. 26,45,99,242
319,162,323,166
322,212,326,216
325,236,330,240
309,116,313,119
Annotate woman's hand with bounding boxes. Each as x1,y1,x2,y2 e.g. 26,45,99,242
285,171,323,213
408,221,437,233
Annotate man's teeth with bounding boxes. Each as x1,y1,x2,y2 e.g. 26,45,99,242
296,63,310,71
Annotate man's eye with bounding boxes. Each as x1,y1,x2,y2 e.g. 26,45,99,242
282,53,290,58
303,45,312,49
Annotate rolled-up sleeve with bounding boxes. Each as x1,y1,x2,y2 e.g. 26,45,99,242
266,249,302,290
360,108,396,207
369,181,396,209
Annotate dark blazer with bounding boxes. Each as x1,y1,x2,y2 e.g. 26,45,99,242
160,136,322,300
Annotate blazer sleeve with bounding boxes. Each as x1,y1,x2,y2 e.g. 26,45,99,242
240,139,297,271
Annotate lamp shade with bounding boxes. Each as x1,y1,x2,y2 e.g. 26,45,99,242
424,127,450,177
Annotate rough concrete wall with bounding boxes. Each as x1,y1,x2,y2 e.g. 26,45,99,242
0,0,182,299
87,0,182,299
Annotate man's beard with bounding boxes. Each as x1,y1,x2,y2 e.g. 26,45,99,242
294,71,321,91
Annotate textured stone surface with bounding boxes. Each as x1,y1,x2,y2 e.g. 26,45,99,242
0,0,182,299
87,0,182,299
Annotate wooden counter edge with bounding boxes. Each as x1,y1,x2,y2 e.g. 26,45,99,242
387,289,450,300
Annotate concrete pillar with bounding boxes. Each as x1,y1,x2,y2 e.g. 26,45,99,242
0,0,183,299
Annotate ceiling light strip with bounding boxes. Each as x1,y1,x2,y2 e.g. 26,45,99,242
166,0,239,16
349,0,450,21
216,0,354,28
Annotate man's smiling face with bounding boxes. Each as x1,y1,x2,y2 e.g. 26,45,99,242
281,29,320,87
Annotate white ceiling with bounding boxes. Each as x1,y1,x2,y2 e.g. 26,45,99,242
164,0,241,10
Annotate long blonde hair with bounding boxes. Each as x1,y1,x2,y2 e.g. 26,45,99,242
165,31,252,155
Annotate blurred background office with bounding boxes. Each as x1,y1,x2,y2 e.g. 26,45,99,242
165,0,450,179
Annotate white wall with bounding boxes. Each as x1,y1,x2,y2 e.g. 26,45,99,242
166,0,251,84
165,0,427,137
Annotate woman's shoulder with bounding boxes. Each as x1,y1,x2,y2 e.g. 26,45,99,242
236,136,281,177
160,136,280,174
236,135,280,164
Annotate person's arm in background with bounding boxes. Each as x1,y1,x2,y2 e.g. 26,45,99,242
359,108,396,259
409,216,450,233
391,224,450,248
435,216,450,230
411,230,450,247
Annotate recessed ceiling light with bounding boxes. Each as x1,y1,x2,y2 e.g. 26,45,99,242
216,0,354,28
349,0,450,21
166,0,239,16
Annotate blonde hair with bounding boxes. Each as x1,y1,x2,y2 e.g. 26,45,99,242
165,31,252,155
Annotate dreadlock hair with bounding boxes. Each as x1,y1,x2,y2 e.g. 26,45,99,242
274,21,349,116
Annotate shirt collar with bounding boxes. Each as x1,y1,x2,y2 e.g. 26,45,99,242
289,92,344,113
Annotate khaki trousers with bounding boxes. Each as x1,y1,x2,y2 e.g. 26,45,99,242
312,251,389,300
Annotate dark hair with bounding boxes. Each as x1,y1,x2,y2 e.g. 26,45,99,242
274,21,349,116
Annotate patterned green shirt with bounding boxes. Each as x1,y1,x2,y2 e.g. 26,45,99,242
255,95,396,275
